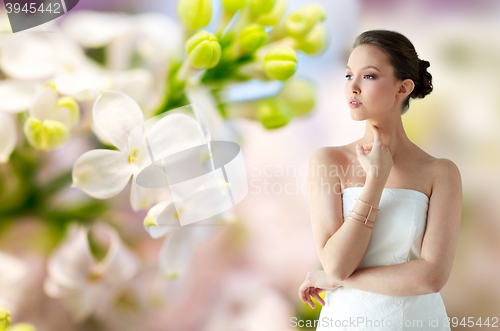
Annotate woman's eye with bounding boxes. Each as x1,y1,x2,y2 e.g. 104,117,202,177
345,74,375,80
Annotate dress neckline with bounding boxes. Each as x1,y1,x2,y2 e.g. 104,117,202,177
341,186,430,201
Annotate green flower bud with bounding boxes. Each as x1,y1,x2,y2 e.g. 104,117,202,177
5,323,36,331
296,23,329,55
239,24,267,52
185,31,222,69
249,0,275,15
257,0,287,26
263,46,297,81
0,307,11,331
177,0,212,31
278,78,316,116
24,117,69,151
257,97,293,129
222,0,246,14
285,3,325,38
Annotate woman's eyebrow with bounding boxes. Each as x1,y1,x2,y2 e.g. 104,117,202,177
346,65,381,72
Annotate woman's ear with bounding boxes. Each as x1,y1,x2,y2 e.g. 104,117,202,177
398,79,414,98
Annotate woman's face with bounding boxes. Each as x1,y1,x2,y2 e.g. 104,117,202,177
344,44,402,120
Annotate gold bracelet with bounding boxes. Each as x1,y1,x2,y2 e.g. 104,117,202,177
354,198,380,211
348,216,373,229
348,213,373,226
354,198,380,224
349,210,375,224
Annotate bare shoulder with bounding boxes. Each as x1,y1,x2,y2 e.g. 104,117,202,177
430,157,462,195
432,158,460,172
309,146,344,167
308,147,345,191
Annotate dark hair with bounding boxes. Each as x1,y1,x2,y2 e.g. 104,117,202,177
353,29,433,114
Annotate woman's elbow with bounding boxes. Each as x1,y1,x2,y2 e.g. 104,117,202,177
427,271,449,293
427,281,444,294
325,266,351,284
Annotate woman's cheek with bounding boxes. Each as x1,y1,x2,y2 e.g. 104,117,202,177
371,84,393,108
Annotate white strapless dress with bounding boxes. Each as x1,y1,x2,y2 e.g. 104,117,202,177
316,187,451,331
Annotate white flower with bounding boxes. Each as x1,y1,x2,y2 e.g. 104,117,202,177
43,222,139,322
108,68,160,116
0,80,39,113
143,198,235,279
0,113,17,163
133,12,184,67
23,82,80,151
59,10,133,49
49,31,114,101
0,23,110,104
60,10,184,70
185,85,241,143
0,252,29,316
0,79,40,162
136,89,245,278
59,10,184,115
72,90,206,211
0,34,56,81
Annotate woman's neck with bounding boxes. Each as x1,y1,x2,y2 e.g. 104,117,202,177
359,116,413,161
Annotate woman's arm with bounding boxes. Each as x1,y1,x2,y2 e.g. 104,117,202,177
308,147,387,282
337,159,463,296
337,259,436,296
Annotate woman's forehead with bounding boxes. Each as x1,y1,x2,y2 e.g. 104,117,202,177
347,45,390,70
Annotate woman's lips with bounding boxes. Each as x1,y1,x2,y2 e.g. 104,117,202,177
349,100,362,108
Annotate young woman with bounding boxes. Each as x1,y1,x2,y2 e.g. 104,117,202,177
299,30,462,330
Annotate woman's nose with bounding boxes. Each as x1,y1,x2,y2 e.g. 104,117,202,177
349,79,360,94
350,84,360,94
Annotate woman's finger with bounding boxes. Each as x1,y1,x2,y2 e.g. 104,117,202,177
299,283,308,303
309,288,325,307
356,144,364,157
305,287,311,307
310,288,325,306
299,283,307,303
306,287,315,309
317,289,326,306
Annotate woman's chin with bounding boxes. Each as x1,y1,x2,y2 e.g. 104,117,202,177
349,112,366,121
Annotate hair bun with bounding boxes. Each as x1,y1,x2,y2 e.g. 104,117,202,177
412,59,433,99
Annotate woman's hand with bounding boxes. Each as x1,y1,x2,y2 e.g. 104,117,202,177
299,270,341,309
356,126,393,183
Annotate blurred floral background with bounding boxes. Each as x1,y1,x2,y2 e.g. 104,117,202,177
0,0,499,330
